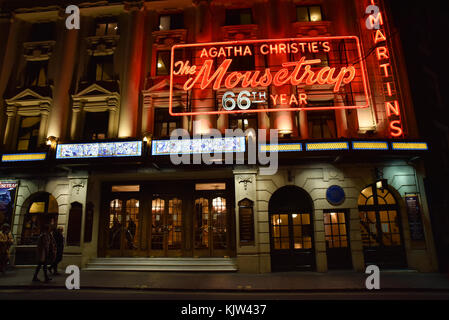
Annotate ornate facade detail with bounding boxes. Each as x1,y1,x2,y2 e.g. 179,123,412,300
23,40,56,61
238,176,253,191
152,30,187,50
292,21,332,37
71,179,85,195
86,35,120,56
221,25,259,41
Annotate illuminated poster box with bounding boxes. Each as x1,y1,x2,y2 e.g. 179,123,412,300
56,141,142,159
169,36,369,116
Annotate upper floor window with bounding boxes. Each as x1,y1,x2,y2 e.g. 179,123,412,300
156,50,182,76
83,111,109,140
16,116,40,151
159,13,184,31
229,114,257,131
154,108,181,138
25,60,48,87
308,109,336,139
88,54,114,82
95,19,119,36
225,8,253,25
28,22,56,41
296,6,323,22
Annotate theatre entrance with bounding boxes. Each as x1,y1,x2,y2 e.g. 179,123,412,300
99,181,235,258
269,186,316,271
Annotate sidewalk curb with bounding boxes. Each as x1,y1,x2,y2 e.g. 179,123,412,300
1,285,449,293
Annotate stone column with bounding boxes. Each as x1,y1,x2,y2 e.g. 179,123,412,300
3,107,16,148
47,27,79,140
0,16,23,143
70,102,81,140
118,3,145,138
38,105,50,146
335,94,348,137
299,110,309,139
141,95,153,136
233,169,259,273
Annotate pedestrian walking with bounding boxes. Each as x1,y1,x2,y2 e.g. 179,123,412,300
49,227,64,275
0,223,13,274
32,225,52,282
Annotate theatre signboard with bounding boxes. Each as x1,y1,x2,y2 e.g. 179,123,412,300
169,36,370,116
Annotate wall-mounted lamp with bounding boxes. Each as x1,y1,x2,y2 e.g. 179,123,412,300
376,179,388,191
46,136,58,149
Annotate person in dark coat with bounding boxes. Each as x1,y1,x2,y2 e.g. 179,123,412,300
48,227,64,275
32,225,52,282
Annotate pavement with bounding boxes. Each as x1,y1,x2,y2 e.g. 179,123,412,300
1,267,449,293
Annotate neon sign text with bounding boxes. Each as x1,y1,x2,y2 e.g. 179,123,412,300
169,36,370,116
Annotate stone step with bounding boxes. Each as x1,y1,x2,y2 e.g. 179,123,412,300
84,257,238,272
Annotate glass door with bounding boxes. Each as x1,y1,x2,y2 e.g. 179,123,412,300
150,195,183,256
106,195,141,256
194,195,230,257
270,212,315,271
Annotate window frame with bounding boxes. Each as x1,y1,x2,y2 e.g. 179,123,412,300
225,8,253,26
296,5,323,22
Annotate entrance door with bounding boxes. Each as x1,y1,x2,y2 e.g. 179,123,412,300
194,195,230,257
268,186,315,271
150,195,183,256
358,186,407,268
106,195,140,256
324,210,352,269
269,212,315,271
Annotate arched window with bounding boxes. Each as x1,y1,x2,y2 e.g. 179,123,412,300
21,193,58,244
358,185,406,267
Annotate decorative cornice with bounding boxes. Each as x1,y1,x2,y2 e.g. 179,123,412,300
221,24,259,41
292,21,332,37
86,35,120,56
23,40,56,61
152,29,187,49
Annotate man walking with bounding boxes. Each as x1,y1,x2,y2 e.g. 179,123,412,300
49,227,64,275
32,225,52,282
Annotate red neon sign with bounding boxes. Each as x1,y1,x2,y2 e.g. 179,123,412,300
169,36,370,116
367,0,404,137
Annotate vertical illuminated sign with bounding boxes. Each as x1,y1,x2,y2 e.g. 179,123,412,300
366,0,404,137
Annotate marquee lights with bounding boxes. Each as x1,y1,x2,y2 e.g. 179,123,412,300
366,0,404,137
1,153,46,162
169,36,370,116
259,143,302,152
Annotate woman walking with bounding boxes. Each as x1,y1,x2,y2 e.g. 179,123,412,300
32,225,52,282
0,223,13,274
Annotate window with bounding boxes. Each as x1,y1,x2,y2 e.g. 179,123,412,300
229,113,257,131
16,116,40,151
305,51,329,67
159,13,184,30
95,20,118,36
307,105,336,139
83,111,109,140
324,211,348,248
25,60,48,87
29,22,55,41
154,108,181,137
156,50,182,76
296,6,323,22
88,54,114,81
21,193,58,245
225,8,252,25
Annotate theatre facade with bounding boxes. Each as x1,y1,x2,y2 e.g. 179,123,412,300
0,0,438,273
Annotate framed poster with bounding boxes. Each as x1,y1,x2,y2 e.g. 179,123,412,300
0,181,18,227
238,198,255,246
405,193,425,241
